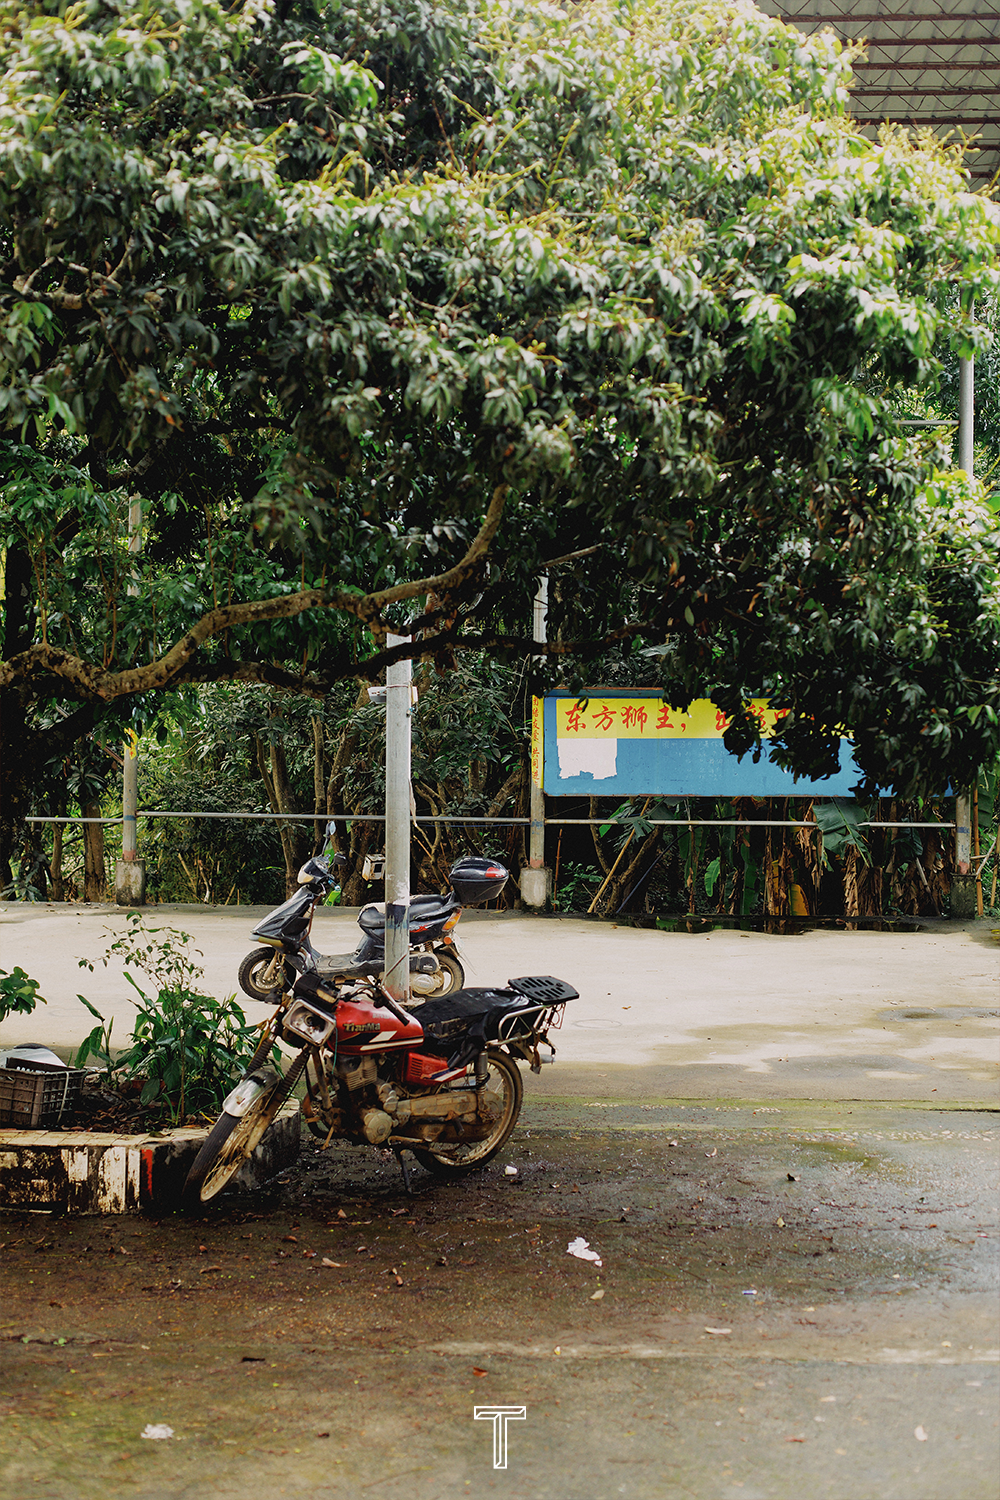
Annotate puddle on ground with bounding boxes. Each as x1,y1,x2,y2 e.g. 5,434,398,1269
874,1006,999,1023
650,916,929,935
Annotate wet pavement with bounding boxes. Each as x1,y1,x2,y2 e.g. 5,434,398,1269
1,1099,997,1500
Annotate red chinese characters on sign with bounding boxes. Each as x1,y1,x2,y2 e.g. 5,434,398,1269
715,709,730,733
592,703,616,732
565,706,585,733
620,705,649,733
655,703,687,732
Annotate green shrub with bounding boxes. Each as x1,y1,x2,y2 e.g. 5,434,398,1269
77,914,268,1125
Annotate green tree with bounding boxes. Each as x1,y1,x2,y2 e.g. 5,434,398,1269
2,0,1000,885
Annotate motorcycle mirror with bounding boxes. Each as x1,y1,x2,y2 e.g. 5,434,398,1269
332,853,348,870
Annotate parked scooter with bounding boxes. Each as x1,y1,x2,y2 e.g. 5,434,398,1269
185,966,578,1202
237,841,508,1003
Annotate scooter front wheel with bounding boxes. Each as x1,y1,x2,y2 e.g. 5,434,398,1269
238,946,286,1001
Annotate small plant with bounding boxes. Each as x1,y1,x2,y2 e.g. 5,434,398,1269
0,967,47,1027
116,987,262,1124
73,996,115,1070
77,914,268,1125
552,861,603,912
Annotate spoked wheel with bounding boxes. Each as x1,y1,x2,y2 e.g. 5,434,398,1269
183,1050,309,1206
238,947,286,1001
413,1049,522,1176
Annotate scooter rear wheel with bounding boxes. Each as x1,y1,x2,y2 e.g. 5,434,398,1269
238,946,286,1001
434,951,465,995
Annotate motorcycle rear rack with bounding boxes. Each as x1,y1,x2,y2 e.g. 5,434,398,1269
508,975,579,1005
495,1001,566,1041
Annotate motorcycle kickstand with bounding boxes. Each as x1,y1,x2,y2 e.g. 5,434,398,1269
392,1146,414,1196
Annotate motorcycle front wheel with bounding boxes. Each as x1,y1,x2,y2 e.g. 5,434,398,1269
412,1049,522,1176
238,946,286,1001
183,1051,308,1206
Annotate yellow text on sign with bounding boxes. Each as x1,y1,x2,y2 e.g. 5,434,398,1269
555,697,788,740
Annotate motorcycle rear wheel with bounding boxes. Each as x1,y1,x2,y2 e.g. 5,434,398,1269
183,1051,307,1206
238,946,286,1001
412,1050,522,1175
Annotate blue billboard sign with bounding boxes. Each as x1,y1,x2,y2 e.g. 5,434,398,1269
537,692,861,798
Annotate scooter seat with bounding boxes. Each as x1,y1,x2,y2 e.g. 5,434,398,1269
358,894,457,935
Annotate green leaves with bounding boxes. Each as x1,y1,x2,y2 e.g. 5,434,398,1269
1,0,999,820
74,916,265,1122
0,967,46,1025
812,800,870,869
279,42,381,111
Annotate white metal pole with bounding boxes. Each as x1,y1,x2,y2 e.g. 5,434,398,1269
384,633,412,1004
520,576,551,907
959,353,974,479
116,499,146,904
955,325,975,911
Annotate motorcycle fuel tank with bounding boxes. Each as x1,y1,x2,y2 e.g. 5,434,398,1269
334,994,425,1054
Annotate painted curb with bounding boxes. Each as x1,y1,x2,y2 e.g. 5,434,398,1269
0,1103,300,1213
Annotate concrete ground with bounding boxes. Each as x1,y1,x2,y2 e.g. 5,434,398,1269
0,904,997,1499
1,903,996,1104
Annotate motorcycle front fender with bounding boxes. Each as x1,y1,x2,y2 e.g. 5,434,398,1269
221,1070,276,1117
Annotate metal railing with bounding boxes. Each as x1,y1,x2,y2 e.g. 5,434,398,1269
26,812,956,829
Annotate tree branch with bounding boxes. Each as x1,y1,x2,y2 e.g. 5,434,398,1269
0,485,510,700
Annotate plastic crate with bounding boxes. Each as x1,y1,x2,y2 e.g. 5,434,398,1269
0,1065,86,1128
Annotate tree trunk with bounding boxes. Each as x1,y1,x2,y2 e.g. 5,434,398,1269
49,821,65,902
590,797,613,877
83,800,106,901
311,714,326,854
254,731,307,898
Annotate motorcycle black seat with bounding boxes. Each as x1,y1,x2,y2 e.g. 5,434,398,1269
416,986,566,1069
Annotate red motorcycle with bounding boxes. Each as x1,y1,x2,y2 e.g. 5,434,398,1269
184,968,577,1202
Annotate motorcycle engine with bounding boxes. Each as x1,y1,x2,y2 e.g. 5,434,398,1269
410,964,446,996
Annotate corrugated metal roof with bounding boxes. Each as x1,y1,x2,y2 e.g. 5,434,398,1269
758,2,1000,185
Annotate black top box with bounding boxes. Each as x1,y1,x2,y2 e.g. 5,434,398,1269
448,856,509,905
